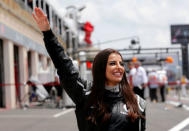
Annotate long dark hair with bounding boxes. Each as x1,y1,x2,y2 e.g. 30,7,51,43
86,48,143,124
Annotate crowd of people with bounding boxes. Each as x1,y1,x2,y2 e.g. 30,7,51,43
148,69,167,103
127,61,189,104
128,61,167,103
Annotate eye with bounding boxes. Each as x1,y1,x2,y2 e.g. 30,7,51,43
120,62,124,66
109,61,116,66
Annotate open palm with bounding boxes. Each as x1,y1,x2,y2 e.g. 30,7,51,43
32,7,50,31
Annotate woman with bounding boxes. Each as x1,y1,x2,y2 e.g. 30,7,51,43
33,7,146,131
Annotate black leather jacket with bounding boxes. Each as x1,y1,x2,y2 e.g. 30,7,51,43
43,30,146,131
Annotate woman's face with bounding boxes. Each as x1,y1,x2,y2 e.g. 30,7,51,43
105,53,125,86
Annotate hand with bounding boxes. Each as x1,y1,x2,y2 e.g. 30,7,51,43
32,7,50,31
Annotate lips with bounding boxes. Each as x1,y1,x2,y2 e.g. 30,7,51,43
112,72,123,77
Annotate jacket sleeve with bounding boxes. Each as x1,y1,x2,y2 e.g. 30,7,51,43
43,30,87,105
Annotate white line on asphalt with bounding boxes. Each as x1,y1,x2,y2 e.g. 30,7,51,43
183,105,189,111
0,115,50,118
168,117,189,131
166,101,181,106
166,101,189,111
53,108,74,118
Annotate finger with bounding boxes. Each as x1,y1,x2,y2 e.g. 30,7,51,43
32,13,38,22
37,8,45,16
34,7,39,16
36,7,45,17
35,7,41,17
35,9,41,17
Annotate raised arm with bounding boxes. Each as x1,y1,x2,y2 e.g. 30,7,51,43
32,7,87,105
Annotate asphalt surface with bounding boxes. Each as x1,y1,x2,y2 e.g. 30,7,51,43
0,108,78,131
0,95,189,131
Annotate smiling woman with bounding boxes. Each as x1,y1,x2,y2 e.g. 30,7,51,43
32,7,146,131
105,53,125,86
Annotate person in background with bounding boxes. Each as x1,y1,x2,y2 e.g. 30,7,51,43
54,73,63,108
43,73,63,108
180,75,188,97
132,61,148,99
148,70,158,103
32,7,146,131
128,62,136,88
157,70,167,102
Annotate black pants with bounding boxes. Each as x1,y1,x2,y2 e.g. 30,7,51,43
133,86,146,131
160,85,165,102
149,88,157,101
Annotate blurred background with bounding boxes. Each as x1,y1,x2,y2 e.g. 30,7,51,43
0,0,189,131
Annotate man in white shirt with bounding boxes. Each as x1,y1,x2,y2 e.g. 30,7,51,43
128,62,136,88
132,61,148,99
